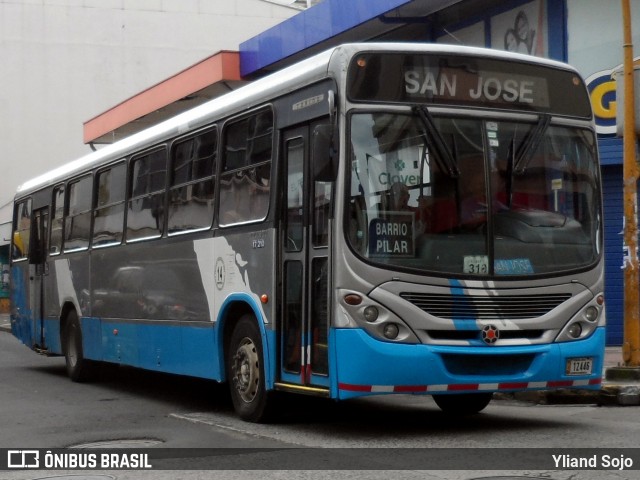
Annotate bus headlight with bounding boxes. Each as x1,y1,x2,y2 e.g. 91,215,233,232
363,306,379,322
584,306,598,322
338,289,420,344
568,322,582,339
383,323,400,340
555,298,603,343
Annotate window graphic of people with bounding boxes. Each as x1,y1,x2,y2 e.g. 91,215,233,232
514,10,535,54
499,8,538,55
504,29,519,52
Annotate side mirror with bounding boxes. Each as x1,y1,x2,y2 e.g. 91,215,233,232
312,124,338,182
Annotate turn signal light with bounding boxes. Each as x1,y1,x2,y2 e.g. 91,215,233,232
344,294,362,305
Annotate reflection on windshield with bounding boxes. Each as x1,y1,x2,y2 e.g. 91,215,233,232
348,112,600,277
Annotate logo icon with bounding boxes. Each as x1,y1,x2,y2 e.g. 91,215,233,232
481,325,499,345
8,450,39,468
215,257,225,290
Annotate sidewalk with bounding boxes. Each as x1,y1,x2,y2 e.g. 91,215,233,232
496,346,640,406
0,313,637,405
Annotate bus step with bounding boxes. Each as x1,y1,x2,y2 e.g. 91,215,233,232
274,382,330,397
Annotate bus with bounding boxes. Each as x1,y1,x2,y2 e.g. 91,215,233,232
10,43,605,422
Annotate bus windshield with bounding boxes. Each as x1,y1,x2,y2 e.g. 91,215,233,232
347,111,601,277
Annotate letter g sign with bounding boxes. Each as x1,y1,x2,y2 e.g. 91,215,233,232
586,68,617,135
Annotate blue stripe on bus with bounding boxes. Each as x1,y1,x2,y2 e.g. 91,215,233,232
94,318,219,379
68,294,273,385
10,265,30,346
449,278,477,330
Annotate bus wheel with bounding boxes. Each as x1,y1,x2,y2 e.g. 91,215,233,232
432,392,492,415
227,315,272,422
63,310,96,383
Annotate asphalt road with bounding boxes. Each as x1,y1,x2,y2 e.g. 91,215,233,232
2,330,640,480
0,330,289,449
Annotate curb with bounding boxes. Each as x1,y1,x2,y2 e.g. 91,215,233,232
496,384,640,406
0,313,10,334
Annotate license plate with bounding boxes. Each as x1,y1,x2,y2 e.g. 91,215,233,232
566,357,593,375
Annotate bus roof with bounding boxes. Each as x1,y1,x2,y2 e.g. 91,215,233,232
16,42,579,198
16,47,335,198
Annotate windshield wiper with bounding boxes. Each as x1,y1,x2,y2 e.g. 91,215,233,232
413,105,460,178
513,114,551,175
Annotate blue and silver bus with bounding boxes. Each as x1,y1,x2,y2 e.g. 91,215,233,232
11,43,605,421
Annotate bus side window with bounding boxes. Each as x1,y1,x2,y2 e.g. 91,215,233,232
12,199,32,261
220,109,272,226
64,175,92,252
94,163,126,247
127,149,167,241
50,185,64,255
168,128,217,233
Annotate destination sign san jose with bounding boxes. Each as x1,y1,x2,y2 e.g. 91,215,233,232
403,68,548,107
347,52,591,117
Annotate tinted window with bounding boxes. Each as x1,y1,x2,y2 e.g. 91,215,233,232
50,186,64,255
127,149,166,241
168,128,217,233
94,162,126,247
64,175,92,251
12,199,32,261
220,110,272,225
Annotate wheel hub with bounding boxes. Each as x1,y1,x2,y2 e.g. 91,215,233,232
233,338,259,403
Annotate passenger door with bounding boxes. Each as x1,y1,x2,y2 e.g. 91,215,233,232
11,199,33,346
278,124,331,390
29,207,49,349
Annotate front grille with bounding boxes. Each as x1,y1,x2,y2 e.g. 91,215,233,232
400,292,571,320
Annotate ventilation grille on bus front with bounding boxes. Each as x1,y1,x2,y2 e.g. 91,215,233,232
440,353,536,376
399,293,572,320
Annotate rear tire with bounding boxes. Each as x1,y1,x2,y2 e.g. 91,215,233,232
63,310,96,382
226,315,273,422
432,392,492,415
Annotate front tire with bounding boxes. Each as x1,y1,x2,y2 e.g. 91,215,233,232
226,315,273,422
432,392,492,415
63,310,96,382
